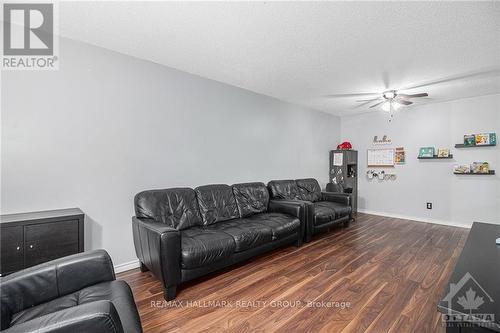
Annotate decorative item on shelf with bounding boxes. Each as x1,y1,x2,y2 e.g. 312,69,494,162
475,133,490,145
418,147,435,158
437,148,450,158
373,135,392,145
366,169,397,181
458,132,496,147
490,133,497,145
464,134,476,146
336,141,352,150
475,133,497,146
471,162,490,174
453,164,470,174
331,168,345,186
394,147,405,164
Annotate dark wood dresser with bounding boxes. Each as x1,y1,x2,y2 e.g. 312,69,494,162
0,208,84,276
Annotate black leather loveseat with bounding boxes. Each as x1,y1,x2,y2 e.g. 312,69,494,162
268,178,352,242
0,250,142,333
132,182,306,300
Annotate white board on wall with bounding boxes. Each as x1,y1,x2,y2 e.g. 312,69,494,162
367,148,395,167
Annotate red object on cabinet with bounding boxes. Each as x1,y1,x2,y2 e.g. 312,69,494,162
337,142,352,150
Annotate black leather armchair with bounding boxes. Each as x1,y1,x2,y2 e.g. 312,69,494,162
268,178,352,242
0,250,142,333
133,182,306,300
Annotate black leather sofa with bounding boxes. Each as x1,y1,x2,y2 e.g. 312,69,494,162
0,250,142,333
268,178,352,242
132,182,305,300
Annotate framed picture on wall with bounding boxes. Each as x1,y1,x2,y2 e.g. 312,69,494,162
394,147,405,164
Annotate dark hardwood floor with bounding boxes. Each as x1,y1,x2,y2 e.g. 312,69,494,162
118,213,469,333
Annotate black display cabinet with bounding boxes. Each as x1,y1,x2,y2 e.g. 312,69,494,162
328,150,358,214
0,208,84,276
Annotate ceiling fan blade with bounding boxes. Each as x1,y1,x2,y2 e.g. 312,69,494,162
323,92,379,98
354,100,377,108
401,67,500,90
398,93,428,98
356,98,381,102
395,99,413,106
369,101,385,108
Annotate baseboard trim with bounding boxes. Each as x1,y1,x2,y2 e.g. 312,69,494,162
358,209,471,229
114,259,140,274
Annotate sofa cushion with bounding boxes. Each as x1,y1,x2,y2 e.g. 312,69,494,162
325,201,352,219
207,220,273,252
181,228,236,269
245,213,300,240
296,178,322,202
134,188,202,230
232,182,269,217
195,184,239,225
267,180,301,200
313,201,337,226
10,292,78,326
10,281,142,333
313,201,351,226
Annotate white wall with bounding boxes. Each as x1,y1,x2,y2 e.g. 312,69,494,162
1,38,340,268
341,94,500,227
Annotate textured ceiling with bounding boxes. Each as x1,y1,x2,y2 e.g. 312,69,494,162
59,1,500,116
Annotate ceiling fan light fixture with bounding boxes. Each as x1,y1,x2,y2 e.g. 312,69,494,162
381,101,391,112
392,101,402,110
383,91,396,99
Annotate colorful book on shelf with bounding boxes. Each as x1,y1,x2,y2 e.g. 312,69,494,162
475,133,490,145
437,148,450,157
418,147,435,158
464,134,475,146
471,162,489,174
453,164,470,174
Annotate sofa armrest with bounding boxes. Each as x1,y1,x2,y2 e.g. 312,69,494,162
0,250,115,318
321,192,351,206
3,300,124,333
268,200,304,219
132,217,181,291
132,216,178,234
268,200,309,242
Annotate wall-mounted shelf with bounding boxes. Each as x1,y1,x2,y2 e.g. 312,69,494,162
454,170,495,175
455,144,496,148
418,155,454,159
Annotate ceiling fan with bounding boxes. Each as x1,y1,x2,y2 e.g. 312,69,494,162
323,67,500,111
356,90,429,110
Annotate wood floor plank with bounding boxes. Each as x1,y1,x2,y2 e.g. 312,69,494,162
118,213,467,333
